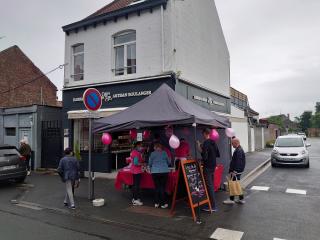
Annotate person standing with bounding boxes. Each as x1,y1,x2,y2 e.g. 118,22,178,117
57,148,80,209
130,142,144,206
174,138,190,169
149,143,171,209
19,139,32,176
223,138,246,205
197,128,220,212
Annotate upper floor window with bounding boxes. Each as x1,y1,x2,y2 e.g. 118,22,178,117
72,44,84,81
113,31,136,76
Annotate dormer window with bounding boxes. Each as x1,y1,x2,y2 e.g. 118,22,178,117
72,44,84,81
113,30,136,76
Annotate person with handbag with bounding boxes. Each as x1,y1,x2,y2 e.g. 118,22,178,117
57,148,80,210
224,137,246,205
149,142,171,209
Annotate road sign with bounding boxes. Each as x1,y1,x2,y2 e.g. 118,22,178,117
83,88,102,112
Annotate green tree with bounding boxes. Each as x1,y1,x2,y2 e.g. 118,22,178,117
315,102,320,114
268,116,284,129
311,112,320,128
299,111,312,131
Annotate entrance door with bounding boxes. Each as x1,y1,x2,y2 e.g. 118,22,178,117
41,121,62,168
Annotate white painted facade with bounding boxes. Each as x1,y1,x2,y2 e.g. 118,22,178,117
229,106,249,153
63,0,230,97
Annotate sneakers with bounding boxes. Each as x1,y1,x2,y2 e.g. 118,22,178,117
70,205,76,210
27,171,31,176
235,199,246,204
154,203,160,208
64,202,68,207
161,204,168,209
132,199,143,206
223,199,235,205
201,207,217,213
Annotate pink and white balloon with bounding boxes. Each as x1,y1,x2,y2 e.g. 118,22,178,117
102,133,112,145
129,129,137,140
143,130,151,140
169,134,180,149
210,129,220,141
225,128,235,138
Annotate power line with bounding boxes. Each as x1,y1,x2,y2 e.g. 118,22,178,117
0,63,67,95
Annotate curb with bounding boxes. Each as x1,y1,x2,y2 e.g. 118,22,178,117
240,158,271,188
223,158,271,190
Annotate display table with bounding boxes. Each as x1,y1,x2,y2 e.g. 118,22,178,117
115,164,224,194
115,170,178,194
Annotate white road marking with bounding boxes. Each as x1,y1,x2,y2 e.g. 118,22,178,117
210,228,244,240
250,186,270,191
16,202,43,210
274,238,286,240
285,188,307,195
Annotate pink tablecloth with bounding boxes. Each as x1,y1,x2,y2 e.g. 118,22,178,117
115,170,178,194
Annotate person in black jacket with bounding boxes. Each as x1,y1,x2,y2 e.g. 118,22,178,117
223,137,246,205
197,128,220,212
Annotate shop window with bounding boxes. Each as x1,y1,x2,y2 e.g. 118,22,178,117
5,128,16,136
113,30,136,76
73,119,104,152
72,44,84,81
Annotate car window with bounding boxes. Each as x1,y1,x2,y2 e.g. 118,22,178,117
0,149,19,157
276,138,304,147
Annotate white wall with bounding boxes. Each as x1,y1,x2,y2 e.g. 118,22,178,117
64,1,230,99
167,0,230,96
64,8,164,87
229,106,249,153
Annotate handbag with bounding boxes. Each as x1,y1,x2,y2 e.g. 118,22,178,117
227,174,243,196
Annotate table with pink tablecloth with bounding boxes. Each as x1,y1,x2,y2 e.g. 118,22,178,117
115,170,178,194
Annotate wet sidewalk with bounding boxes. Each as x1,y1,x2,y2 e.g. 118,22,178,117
243,148,272,176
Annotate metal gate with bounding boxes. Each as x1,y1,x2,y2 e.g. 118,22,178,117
41,120,62,168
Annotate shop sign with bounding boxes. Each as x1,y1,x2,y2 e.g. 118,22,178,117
73,90,152,103
192,95,225,107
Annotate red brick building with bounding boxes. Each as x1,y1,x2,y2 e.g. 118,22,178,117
0,45,58,108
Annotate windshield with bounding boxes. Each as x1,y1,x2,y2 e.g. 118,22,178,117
276,138,304,147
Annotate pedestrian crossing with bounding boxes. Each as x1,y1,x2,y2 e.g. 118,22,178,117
209,228,287,240
250,185,308,195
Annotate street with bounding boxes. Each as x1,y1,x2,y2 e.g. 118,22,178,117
0,138,319,240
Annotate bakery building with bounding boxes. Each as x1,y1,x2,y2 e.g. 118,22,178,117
62,0,231,172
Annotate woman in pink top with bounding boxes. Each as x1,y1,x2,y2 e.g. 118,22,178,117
130,142,144,206
174,138,190,169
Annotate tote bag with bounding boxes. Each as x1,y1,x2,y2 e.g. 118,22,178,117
227,175,243,196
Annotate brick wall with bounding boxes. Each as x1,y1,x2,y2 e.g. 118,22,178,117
0,45,57,108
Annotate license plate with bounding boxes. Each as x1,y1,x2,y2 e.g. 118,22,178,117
0,165,17,171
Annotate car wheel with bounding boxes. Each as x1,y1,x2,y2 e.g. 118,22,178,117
15,177,26,183
271,163,277,168
305,162,310,168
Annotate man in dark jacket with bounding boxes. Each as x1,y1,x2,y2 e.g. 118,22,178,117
224,137,246,205
197,128,220,212
57,148,80,209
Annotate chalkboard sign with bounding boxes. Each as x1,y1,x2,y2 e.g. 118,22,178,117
171,160,211,221
183,161,207,204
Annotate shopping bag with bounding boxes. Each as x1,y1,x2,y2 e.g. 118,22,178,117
227,175,243,196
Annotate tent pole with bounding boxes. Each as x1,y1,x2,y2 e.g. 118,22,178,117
193,122,201,224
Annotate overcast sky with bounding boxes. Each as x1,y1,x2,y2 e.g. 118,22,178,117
0,0,319,118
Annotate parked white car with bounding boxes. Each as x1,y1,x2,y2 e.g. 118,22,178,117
271,135,310,168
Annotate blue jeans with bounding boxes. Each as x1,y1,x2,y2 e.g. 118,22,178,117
203,168,216,209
